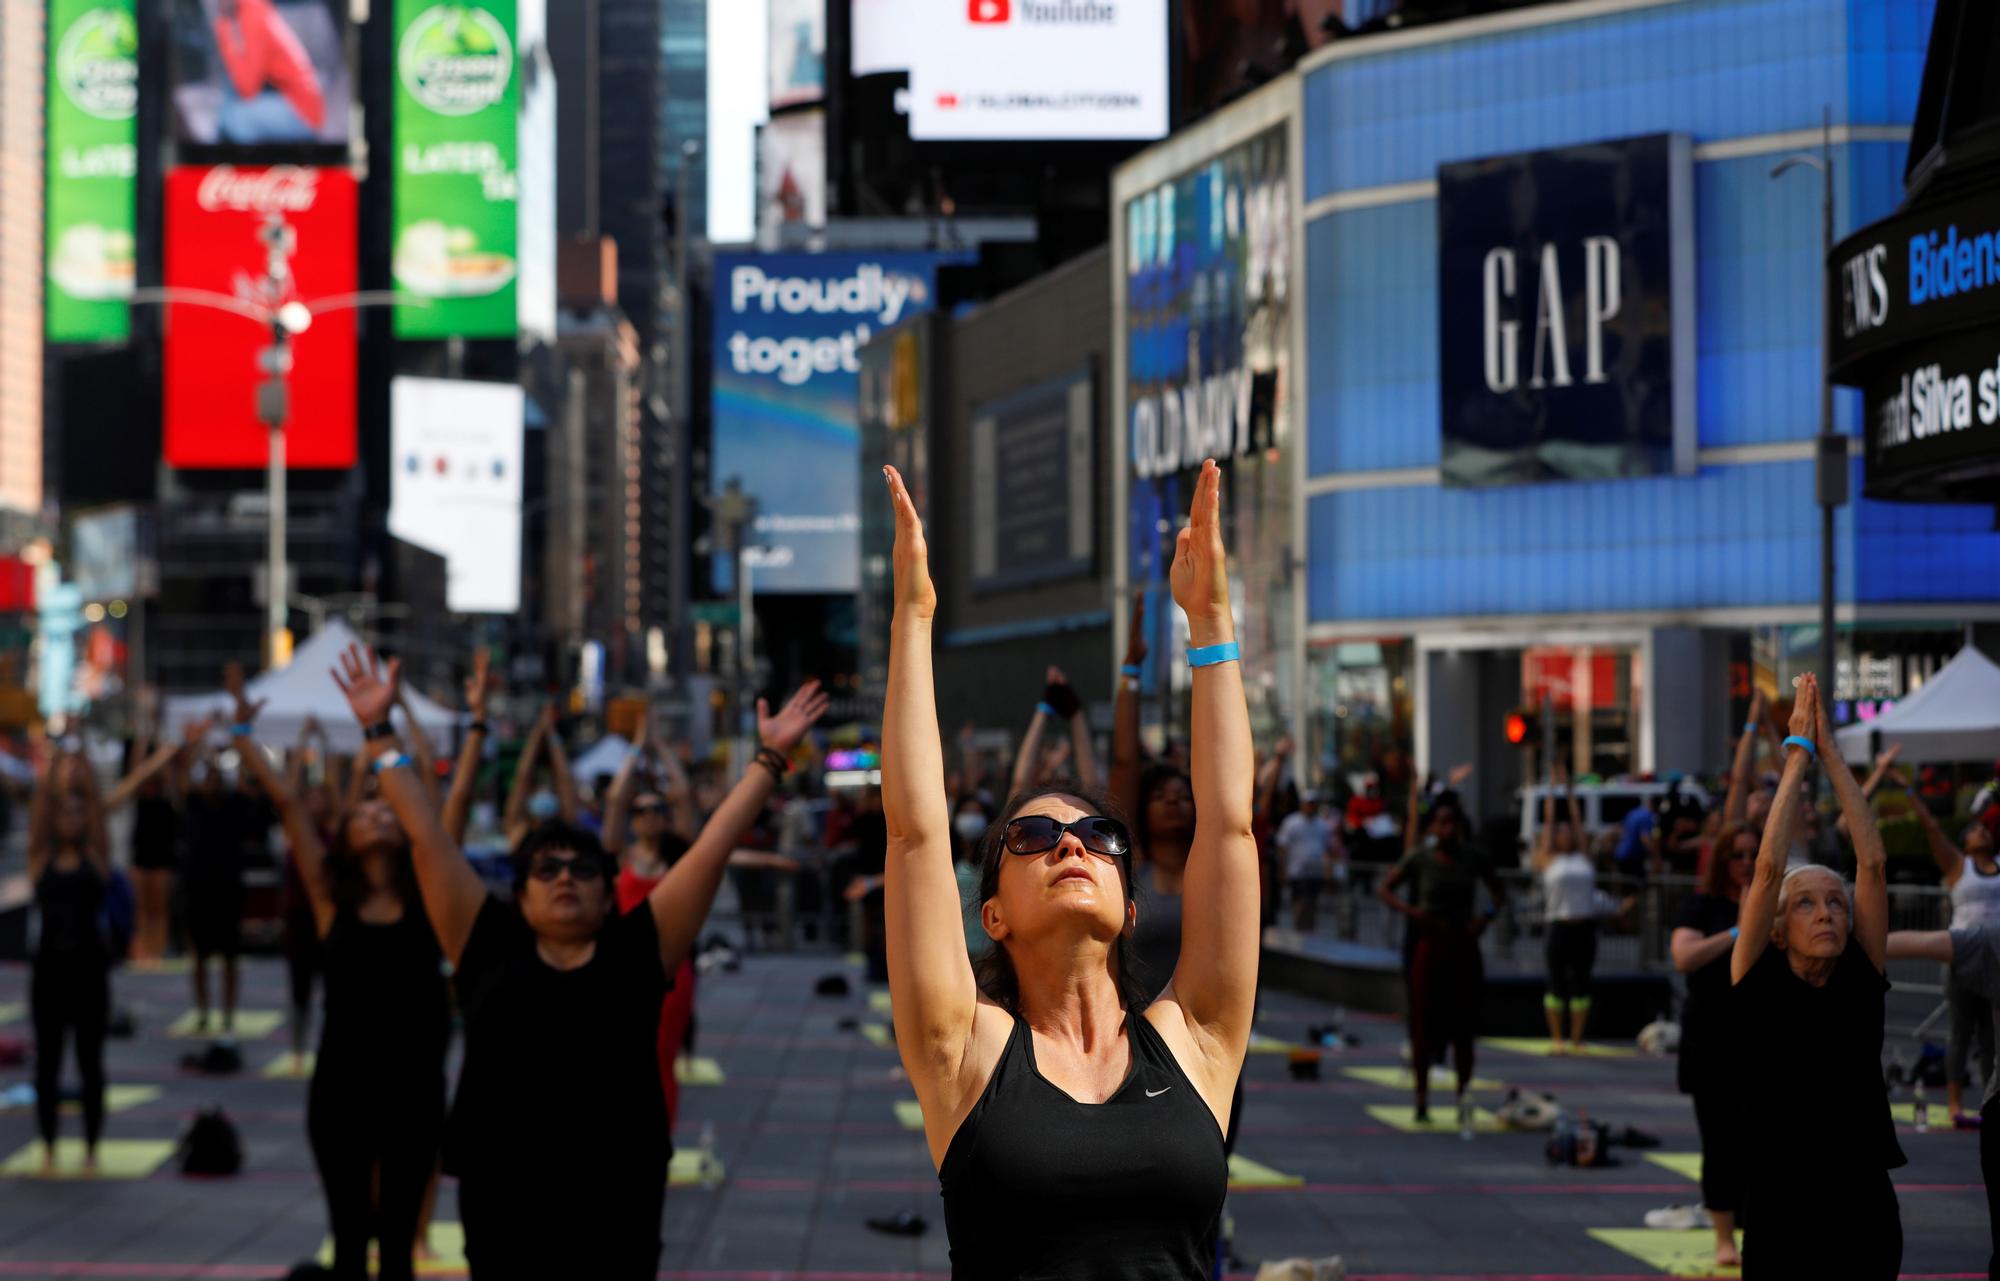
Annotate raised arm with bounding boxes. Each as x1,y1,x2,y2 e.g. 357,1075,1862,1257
333,644,486,964
1816,682,1887,973
1067,686,1101,793
503,707,552,841
227,669,335,938
651,735,700,842
602,712,647,857
646,683,826,970
1902,766,1964,885
1163,460,1259,1084
103,735,190,812
1010,679,1056,797
397,689,443,808
1109,592,1148,822
1722,688,1765,826
1733,676,1818,984
545,715,581,822
441,649,491,845
1531,779,1557,872
878,465,986,1137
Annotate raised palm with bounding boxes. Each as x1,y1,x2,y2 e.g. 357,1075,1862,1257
464,648,490,719
223,661,264,727
331,643,401,729
883,466,936,621
759,680,830,754
1169,459,1231,638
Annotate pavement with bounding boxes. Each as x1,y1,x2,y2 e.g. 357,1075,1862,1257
0,939,1989,1280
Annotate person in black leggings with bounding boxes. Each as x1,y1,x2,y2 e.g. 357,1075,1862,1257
880,460,1258,1278
28,750,117,1174
331,643,827,1280
227,670,449,1281
1669,821,1754,1268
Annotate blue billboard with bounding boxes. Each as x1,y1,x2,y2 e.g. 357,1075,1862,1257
711,251,958,594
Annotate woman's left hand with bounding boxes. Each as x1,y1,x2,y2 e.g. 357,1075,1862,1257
331,643,401,731
224,661,265,729
1169,458,1233,645
758,680,830,755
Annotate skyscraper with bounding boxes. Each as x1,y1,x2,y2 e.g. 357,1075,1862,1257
0,0,45,519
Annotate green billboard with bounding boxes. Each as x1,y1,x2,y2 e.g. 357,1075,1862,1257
392,1,519,338
45,0,138,343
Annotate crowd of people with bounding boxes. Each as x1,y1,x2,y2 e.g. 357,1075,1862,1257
13,459,2000,1278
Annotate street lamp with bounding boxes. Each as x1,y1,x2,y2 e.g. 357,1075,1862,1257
1770,107,1848,702
133,216,423,668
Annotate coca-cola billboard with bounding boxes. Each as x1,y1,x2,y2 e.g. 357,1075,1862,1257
164,164,356,468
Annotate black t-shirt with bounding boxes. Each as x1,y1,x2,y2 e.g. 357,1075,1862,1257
1733,945,1905,1176
447,895,674,1183
181,791,247,885
1673,893,1740,1094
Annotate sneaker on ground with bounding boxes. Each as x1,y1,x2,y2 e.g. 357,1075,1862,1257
1643,1204,1707,1231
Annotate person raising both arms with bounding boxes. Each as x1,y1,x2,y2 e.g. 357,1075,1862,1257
1531,761,1598,1054
331,643,826,1280
500,703,579,849
226,667,448,1281
1728,674,1902,1280
880,459,1258,1278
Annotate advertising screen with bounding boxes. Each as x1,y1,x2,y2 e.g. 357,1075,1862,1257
392,0,519,338
849,0,920,76
757,109,825,245
906,0,1168,142
169,0,350,147
46,0,138,342
389,377,524,614
1437,134,1695,488
969,367,1095,593
768,0,824,109
711,251,960,594
163,165,357,469
1122,123,1292,724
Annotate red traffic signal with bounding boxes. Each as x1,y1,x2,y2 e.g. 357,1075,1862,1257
1504,711,1532,745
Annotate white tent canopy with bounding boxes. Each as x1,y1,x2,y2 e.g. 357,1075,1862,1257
163,619,463,754
568,733,632,785
1835,646,2000,764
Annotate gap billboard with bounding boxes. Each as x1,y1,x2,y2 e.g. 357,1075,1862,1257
46,0,139,342
711,251,959,594
392,0,518,337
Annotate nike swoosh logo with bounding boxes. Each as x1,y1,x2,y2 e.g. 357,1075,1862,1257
1145,1087,1172,1098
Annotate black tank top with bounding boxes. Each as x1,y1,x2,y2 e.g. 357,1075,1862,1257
939,1010,1227,1280
317,906,451,1090
34,858,107,962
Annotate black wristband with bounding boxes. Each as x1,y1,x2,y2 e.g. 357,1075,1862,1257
467,720,489,735
756,746,789,777
365,721,397,742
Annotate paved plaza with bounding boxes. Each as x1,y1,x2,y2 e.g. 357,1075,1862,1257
0,944,1988,1280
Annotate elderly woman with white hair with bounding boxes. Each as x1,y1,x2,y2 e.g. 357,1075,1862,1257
1729,673,1903,1279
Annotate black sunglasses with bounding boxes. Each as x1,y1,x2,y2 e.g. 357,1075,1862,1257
528,855,604,883
1003,815,1130,860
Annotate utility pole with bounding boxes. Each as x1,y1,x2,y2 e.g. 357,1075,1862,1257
256,213,296,668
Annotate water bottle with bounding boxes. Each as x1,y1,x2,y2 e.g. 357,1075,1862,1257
1913,1079,1930,1134
698,1120,722,1185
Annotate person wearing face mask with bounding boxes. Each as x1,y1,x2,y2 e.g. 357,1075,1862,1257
501,704,578,849
332,643,827,1280
1729,674,1901,1279
226,668,447,1281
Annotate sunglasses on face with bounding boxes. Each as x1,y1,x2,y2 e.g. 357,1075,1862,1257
528,856,604,883
1003,815,1131,859
632,803,667,817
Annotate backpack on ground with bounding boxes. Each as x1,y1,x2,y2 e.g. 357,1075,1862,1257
178,1106,243,1176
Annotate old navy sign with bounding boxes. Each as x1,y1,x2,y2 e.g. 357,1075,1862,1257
1437,133,1695,488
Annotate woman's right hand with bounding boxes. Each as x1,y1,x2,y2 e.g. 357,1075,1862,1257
1787,674,1819,743
884,466,936,622
1123,591,1148,667
331,643,401,732
224,661,264,729
464,647,490,721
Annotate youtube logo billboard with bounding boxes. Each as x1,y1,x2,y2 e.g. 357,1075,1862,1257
968,0,1009,20
162,165,358,469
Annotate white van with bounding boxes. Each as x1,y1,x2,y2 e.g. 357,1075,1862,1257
1514,779,1712,855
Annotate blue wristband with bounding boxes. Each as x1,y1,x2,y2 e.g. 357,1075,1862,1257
1783,735,1818,760
371,751,412,775
1036,702,1060,719
1729,926,1740,940
1187,641,1241,669
1120,664,1143,678
1743,721,1759,733
228,723,254,738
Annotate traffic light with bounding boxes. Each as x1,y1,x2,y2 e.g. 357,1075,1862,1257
1505,709,1536,746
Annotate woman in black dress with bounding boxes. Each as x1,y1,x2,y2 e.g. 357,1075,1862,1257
880,460,1258,1279
227,671,448,1281
1668,820,1755,1268
331,642,826,1280
1729,674,1901,1279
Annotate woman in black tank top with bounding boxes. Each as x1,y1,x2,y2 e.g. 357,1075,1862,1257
878,460,1260,1280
